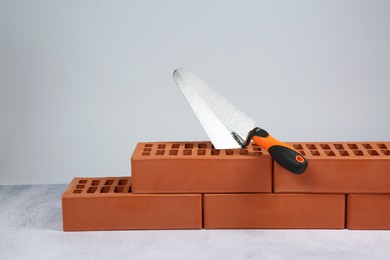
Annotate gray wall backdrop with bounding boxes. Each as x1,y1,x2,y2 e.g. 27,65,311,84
1,0,389,184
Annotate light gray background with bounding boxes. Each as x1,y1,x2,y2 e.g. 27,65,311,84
1,0,389,185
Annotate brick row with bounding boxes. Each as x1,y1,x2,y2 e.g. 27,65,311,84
132,141,390,194
62,177,390,230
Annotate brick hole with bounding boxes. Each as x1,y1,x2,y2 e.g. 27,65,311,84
298,150,306,156
253,151,262,156
226,149,234,155
142,152,150,156
104,179,114,185
78,180,87,184
91,180,100,186
198,143,207,149
368,150,379,156
100,186,110,193
320,144,331,150
156,150,165,155
310,150,320,156
339,150,349,156
378,144,387,149
240,149,248,155
347,144,359,149
183,149,192,155
169,150,178,156
158,144,166,149
118,179,128,185
128,186,132,193
362,144,373,149
306,144,317,150
171,144,180,149
73,190,82,194
87,187,97,193
114,186,124,193
353,150,364,156
324,150,336,156
144,144,153,148
143,147,152,152
211,150,220,155
185,143,194,149
76,185,85,189
382,150,390,156
293,144,303,150
197,150,206,155
253,147,262,151
334,144,344,150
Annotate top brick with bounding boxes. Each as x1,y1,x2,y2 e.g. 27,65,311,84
131,141,272,193
274,142,390,193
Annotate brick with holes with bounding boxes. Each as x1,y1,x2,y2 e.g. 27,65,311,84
274,142,390,193
62,177,202,231
131,142,272,193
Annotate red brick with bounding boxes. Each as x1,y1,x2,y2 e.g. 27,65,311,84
204,193,345,229
347,194,390,230
62,177,202,231
131,142,272,193
274,142,390,193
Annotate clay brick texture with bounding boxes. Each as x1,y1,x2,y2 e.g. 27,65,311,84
274,142,390,194
62,141,390,231
131,142,272,193
203,194,345,229
62,177,202,231
346,194,390,230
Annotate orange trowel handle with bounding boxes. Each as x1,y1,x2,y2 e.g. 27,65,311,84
251,128,308,175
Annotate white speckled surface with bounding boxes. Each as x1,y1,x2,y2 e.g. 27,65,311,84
1,185,390,260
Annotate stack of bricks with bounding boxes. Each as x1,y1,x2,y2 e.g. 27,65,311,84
62,141,390,231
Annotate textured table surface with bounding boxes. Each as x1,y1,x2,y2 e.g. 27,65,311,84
1,184,390,260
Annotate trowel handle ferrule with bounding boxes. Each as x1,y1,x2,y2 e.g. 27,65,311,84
250,128,308,175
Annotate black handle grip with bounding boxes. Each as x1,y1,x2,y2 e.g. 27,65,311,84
268,145,308,175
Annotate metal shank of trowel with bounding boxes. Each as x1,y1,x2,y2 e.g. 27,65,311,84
232,127,269,148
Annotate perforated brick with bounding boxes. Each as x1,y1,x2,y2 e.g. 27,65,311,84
203,193,345,229
62,177,202,231
274,142,390,193
131,142,272,193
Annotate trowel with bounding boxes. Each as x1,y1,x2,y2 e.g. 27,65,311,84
173,68,308,175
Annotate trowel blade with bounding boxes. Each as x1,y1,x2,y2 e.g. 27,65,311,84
173,68,256,149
